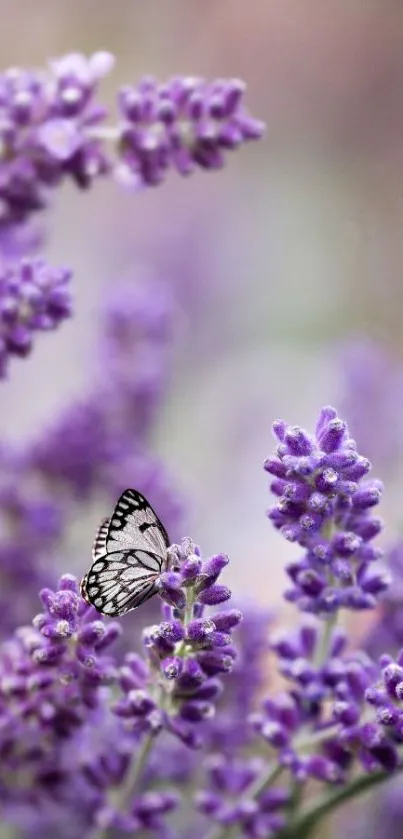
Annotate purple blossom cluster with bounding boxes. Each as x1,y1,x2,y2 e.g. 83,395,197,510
0,538,239,836
0,575,121,819
0,256,71,376
196,756,289,838
27,277,176,500
0,51,263,226
114,538,241,748
0,52,113,226
265,406,388,614
117,76,264,186
365,540,403,660
250,619,401,783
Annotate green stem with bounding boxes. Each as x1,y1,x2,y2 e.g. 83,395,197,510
89,730,156,839
174,586,195,658
314,612,337,669
202,765,283,839
286,767,401,839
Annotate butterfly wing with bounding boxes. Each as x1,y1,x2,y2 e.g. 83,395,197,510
81,549,162,616
92,517,110,560
81,490,170,617
106,489,169,558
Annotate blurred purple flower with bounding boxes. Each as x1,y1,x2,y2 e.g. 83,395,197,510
196,755,288,837
338,338,403,475
0,537,238,836
114,538,240,747
0,52,112,225
203,603,271,752
116,75,265,187
0,256,72,376
366,539,403,659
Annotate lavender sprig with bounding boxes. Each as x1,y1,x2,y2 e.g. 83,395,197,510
117,76,264,187
0,538,238,837
0,256,72,376
113,538,240,747
265,406,388,615
87,539,239,836
0,52,264,225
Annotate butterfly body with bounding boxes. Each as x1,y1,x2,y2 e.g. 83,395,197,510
80,489,169,617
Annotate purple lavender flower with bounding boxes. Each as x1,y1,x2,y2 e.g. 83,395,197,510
246,407,403,810
0,256,72,376
250,618,403,790
116,76,265,187
0,574,121,819
0,52,113,225
0,540,238,837
0,54,264,224
113,538,239,747
0,453,64,631
99,277,175,437
196,755,288,837
203,603,272,752
265,406,388,615
0,219,43,260
27,278,175,498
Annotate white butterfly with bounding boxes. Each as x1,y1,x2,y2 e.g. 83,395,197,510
80,489,170,617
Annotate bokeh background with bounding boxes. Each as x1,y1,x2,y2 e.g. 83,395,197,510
2,0,403,604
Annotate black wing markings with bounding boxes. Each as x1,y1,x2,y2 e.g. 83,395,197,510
80,489,170,618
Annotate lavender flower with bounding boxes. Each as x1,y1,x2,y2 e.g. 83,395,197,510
0,54,264,225
117,76,265,187
113,538,239,747
196,755,288,838
250,618,390,783
27,277,175,498
0,575,121,815
265,406,388,615
203,603,272,752
0,256,72,376
0,52,113,225
0,542,238,837
217,405,402,839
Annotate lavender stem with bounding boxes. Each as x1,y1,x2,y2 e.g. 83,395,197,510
90,730,157,839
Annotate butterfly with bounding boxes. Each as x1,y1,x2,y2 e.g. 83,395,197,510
80,489,170,617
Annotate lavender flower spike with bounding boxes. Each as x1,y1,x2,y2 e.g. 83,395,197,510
0,256,72,376
265,407,388,615
113,539,240,748
117,76,265,186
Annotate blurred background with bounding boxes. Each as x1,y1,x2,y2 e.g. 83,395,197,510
1,0,403,604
